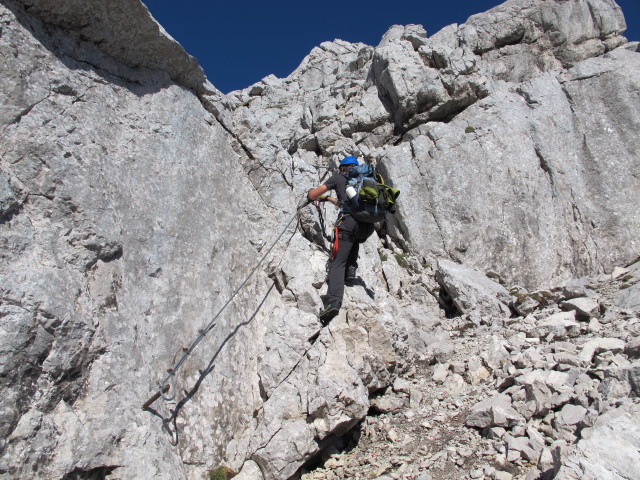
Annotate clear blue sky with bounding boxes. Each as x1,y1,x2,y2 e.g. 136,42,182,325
143,0,639,94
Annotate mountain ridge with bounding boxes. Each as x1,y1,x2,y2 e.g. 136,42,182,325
0,0,638,479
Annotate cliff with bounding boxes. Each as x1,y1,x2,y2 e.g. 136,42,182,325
0,0,639,479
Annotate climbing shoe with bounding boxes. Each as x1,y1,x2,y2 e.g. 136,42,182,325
319,302,340,325
345,266,357,282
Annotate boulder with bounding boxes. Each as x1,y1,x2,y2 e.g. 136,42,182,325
466,394,524,429
370,393,408,414
556,403,640,480
554,404,588,427
561,297,600,320
562,278,596,300
505,434,539,462
435,259,512,319
578,338,626,364
613,283,640,311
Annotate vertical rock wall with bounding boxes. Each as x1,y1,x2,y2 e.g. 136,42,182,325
0,1,269,477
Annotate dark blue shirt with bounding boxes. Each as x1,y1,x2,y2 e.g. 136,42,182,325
323,173,361,212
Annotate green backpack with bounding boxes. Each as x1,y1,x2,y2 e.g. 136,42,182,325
347,164,400,223
359,176,400,213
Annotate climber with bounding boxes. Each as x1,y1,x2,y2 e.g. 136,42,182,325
307,156,375,324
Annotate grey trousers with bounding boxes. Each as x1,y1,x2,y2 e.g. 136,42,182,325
326,216,374,307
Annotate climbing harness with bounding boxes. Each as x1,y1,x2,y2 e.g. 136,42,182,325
329,214,348,259
142,200,311,410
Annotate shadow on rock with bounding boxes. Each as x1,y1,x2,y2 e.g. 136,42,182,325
145,283,275,445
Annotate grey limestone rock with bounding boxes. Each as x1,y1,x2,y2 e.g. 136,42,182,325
578,337,626,364
625,337,640,359
0,171,22,218
370,392,408,414
613,283,640,310
563,278,597,300
234,460,263,480
436,259,512,319
466,393,525,429
556,403,640,480
1,0,639,478
561,296,601,320
504,434,539,462
554,404,588,427
531,311,582,339
9,0,212,94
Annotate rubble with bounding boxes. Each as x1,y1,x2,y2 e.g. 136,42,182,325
0,0,638,478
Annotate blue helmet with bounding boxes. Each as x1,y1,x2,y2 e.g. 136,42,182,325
340,156,358,167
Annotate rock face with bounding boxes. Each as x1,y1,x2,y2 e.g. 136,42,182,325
217,0,637,289
300,260,640,480
7,0,211,93
0,0,639,479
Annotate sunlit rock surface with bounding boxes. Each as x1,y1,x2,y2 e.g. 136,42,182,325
1,0,639,478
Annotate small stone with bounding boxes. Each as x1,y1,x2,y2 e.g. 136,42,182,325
458,447,474,458
563,278,596,299
371,393,408,414
538,447,555,472
531,311,580,339
524,467,542,480
612,267,630,279
416,473,433,480
387,428,400,442
553,341,578,353
433,363,449,383
410,390,423,408
526,425,546,451
625,337,640,359
487,426,506,439
495,470,514,480
588,318,602,333
483,465,496,476
450,361,466,374
393,378,412,394
467,356,491,385
555,404,588,426
554,352,582,367
505,435,538,461
515,296,540,316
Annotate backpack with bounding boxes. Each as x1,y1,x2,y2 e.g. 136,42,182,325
345,163,400,224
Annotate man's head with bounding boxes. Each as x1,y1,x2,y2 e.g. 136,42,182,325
339,156,358,173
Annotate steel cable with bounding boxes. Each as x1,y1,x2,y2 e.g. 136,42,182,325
144,202,309,408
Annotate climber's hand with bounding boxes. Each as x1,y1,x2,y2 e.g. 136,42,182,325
297,193,312,209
